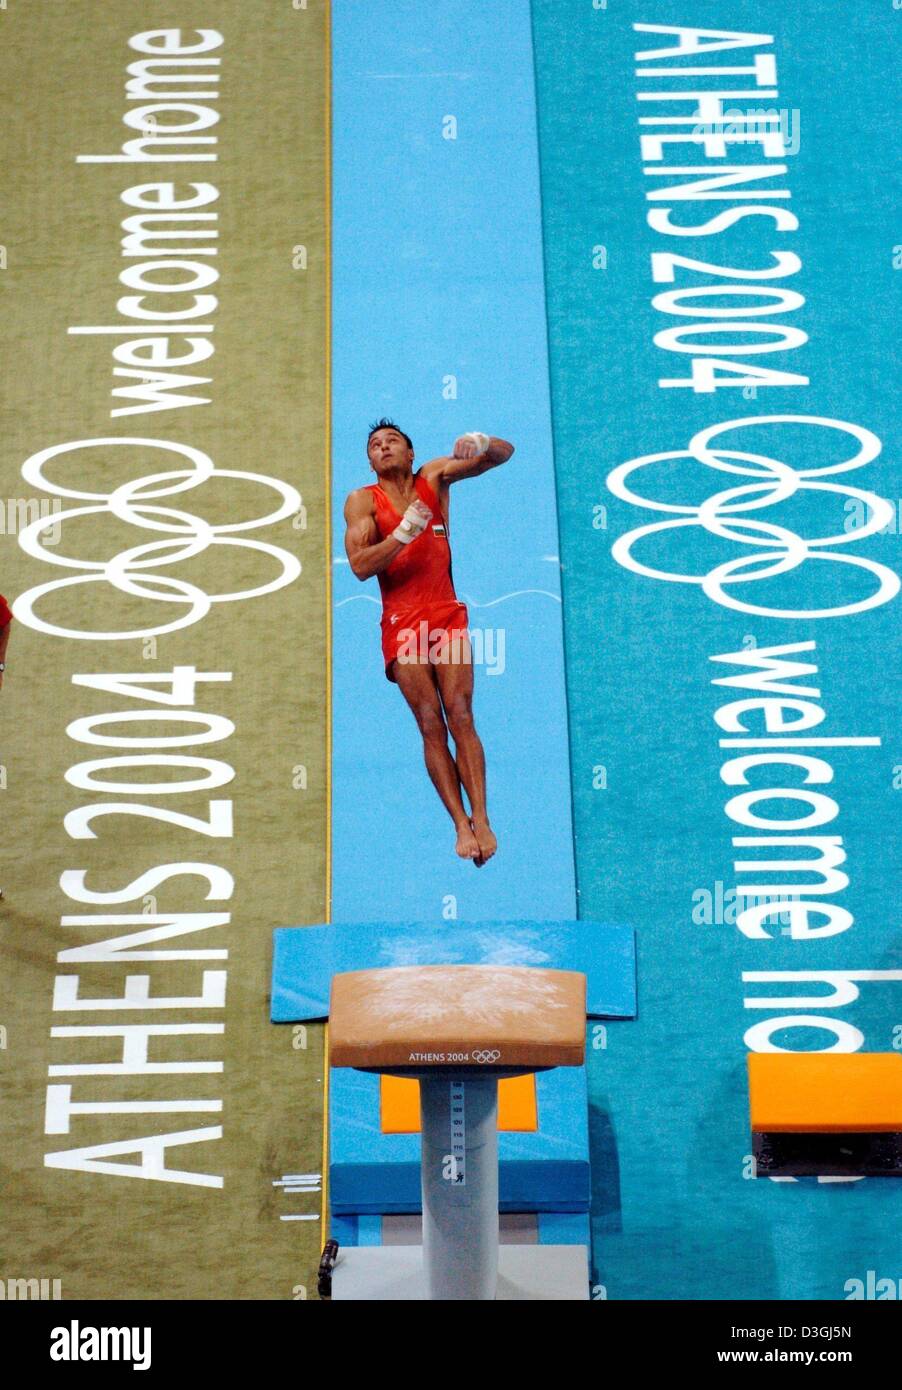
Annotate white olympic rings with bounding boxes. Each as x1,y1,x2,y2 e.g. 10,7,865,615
606,415,899,619
14,438,302,639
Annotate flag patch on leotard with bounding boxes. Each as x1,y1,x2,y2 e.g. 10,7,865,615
431,523,446,537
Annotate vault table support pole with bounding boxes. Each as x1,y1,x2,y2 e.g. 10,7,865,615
419,1074,499,1300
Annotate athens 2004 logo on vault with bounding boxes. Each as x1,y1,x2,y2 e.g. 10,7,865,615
607,414,900,620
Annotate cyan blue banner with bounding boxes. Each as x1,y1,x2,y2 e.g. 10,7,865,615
532,2,901,1299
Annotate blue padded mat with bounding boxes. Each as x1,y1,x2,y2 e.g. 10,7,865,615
330,1065,590,1214
271,920,636,1022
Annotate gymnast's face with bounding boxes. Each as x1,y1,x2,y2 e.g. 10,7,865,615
368,428,413,475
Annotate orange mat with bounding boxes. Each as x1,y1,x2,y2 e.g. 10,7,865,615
381,1073,538,1133
748,1053,902,1133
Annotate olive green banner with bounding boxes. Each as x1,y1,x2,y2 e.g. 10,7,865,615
0,2,329,1299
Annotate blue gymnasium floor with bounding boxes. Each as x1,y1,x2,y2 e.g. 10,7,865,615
328,1,902,1298
330,1,576,926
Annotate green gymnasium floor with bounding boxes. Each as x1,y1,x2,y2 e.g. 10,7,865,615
1,1,329,1299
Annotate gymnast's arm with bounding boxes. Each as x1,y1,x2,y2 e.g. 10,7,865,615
344,488,433,580
421,435,515,486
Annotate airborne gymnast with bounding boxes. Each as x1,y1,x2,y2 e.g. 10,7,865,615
343,420,515,865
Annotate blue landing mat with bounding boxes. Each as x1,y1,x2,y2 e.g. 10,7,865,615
271,920,637,1022
330,1064,590,1214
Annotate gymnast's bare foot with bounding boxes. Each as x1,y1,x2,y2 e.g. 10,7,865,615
470,816,497,864
455,821,481,861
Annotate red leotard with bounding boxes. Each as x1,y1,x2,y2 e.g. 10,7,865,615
367,473,469,682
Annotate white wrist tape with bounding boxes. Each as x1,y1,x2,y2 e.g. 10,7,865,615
462,431,491,455
392,499,431,544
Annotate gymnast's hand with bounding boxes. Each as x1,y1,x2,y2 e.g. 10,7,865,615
452,432,491,460
392,498,432,544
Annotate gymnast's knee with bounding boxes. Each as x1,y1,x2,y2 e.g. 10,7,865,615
414,703,448,743
445,696,475,741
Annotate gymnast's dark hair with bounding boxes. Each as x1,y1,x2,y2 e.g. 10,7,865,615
367,418,413,451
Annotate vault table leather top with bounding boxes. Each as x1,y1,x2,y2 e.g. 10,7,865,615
329,965,587,1071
